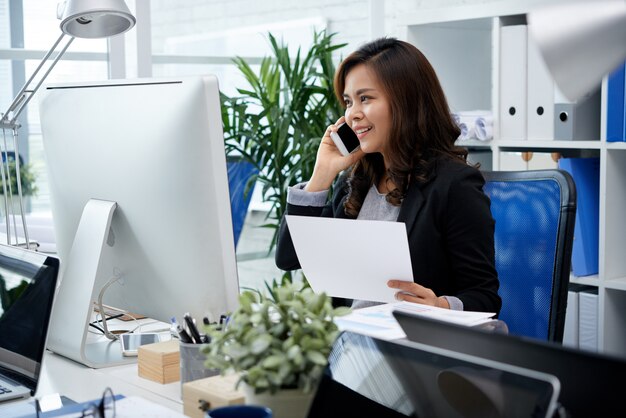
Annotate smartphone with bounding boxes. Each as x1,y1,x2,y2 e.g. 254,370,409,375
120,333,161,356
330,123,360,156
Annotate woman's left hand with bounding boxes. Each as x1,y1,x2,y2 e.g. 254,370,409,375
387,280,450,309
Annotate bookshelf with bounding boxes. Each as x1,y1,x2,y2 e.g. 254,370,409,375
398,2,625,358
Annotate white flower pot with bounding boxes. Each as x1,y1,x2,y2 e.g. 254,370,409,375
243,384,314,418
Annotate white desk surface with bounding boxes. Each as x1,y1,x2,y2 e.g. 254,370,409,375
3,316,187,416
36,350,185,413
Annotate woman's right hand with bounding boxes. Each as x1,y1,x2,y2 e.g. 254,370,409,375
305,116,365,192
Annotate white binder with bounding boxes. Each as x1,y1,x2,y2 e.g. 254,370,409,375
499,24,527,140
578,289,599,352
527,33,554,140
563,290,579,348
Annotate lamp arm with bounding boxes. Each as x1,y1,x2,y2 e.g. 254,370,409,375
0,32,75,129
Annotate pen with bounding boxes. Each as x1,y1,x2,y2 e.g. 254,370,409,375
170,317,180,339
184,312,202,344
176,324,193,343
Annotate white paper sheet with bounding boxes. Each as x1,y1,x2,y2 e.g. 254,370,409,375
285,215,413,303
335,302,497,341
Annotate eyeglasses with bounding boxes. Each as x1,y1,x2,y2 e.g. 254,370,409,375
80,387,116,418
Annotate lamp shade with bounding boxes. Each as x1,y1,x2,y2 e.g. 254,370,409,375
528,0,626,102
57,0,136,39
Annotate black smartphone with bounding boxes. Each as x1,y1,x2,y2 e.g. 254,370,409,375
330,123,360,156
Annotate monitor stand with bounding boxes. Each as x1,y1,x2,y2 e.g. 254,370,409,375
47,199,135,368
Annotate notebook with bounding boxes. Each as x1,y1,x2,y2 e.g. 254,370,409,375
307,331,560,418
0,243,59,403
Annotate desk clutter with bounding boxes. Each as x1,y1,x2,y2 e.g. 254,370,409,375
138,313,220,386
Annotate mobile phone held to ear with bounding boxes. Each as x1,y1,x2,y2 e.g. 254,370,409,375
330,123,360,156
120,332,160,356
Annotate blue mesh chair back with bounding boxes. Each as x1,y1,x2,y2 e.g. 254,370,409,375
483,170,576,342
227,158,258,247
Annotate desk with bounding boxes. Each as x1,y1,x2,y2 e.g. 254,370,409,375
2,316,187,416
36,350,184,412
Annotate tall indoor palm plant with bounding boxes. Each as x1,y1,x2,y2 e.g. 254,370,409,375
222,31,346,250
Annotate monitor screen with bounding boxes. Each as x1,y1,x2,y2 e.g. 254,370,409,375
393,310,626,416
38,76,240,367
0,244,59,390
307,331,560,418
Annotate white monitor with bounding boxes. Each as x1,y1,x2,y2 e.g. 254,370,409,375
37,76,240,367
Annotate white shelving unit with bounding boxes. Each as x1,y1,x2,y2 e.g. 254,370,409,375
398,2,625,358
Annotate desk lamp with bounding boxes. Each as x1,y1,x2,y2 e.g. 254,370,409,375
0,0,135,248
528,0,626,103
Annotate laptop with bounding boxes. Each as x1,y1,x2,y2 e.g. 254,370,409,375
393,310,626,416
307,331,560,418
0,244,59,403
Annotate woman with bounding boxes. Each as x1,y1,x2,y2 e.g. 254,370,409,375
275,37,501,314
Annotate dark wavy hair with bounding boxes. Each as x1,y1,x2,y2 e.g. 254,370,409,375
334,37,466,216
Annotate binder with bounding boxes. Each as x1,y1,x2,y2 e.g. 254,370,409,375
554,89,601,141
527,31,554,140
499,24,527,140
578,288,599,352
563,284,595,349
557,158,600,276
606,61,625,142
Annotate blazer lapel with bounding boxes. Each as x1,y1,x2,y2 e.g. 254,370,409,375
398,182,425,236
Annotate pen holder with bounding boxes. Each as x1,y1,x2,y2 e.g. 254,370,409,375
180,342,219,386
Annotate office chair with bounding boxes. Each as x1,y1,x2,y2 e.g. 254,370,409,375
483,170,576,342
227,157,258,247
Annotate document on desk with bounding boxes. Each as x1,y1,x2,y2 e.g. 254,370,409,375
335,302,497,341
285,215,413,303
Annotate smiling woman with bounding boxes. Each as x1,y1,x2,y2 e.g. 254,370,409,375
275,37,501,315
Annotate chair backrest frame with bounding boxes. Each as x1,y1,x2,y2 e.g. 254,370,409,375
483,169,577,342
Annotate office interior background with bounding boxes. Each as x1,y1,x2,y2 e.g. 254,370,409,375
2,0,624,358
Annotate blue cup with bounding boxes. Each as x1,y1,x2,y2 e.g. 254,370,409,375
206,405,272,418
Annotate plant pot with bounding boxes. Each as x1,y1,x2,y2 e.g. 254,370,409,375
243,384,314,418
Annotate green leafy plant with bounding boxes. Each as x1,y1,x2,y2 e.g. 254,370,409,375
203,279,350,395
0,161,38,196
221,30,346,250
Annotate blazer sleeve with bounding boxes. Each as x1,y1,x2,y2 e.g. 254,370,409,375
275,177,349,271
445,168,502,314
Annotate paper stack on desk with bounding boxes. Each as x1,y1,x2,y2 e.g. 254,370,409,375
335,302,496,341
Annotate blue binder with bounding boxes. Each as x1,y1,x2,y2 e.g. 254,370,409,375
607,61,625,142
558,158,600,276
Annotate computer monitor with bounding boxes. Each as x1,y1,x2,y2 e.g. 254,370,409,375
393,311,626,416
38,76,240,368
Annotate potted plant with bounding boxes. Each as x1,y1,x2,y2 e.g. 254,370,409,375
221,30,346,251
203,279,350,418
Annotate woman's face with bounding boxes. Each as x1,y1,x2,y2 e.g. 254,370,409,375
342,64,392,158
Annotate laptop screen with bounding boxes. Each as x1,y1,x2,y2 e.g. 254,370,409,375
393,310,626,416
0,244,59,393
307,331,560,418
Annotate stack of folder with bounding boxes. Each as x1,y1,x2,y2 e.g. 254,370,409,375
563,284,599,352
499,23,601,141
607,61,626,142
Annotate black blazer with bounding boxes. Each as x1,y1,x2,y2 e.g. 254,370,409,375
275,157,501,314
